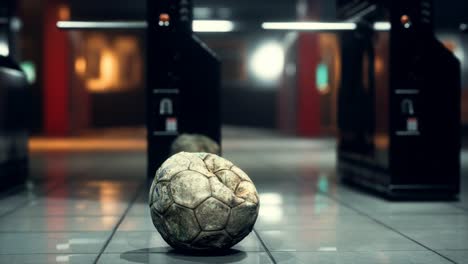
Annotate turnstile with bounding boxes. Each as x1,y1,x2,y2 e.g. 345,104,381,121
337,0,461,199
57,0,222,179
0,0,29,191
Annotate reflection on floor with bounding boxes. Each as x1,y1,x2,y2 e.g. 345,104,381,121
1,127,468,264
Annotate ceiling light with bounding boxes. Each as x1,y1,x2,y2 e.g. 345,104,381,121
192,20,234,32
262,22,357,31
57,20,235,32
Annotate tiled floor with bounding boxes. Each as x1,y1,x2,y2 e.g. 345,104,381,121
1,127,467,263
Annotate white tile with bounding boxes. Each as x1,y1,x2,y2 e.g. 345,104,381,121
0,232,110,254
272,251,452,264
258,229,426,252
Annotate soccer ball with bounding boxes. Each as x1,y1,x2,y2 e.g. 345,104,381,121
149,152,259,251
170,134,221,156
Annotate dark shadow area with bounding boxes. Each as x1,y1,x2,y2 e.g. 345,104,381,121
120,248,247,264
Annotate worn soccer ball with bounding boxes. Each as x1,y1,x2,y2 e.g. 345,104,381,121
170,134,221,156
149,152,259,251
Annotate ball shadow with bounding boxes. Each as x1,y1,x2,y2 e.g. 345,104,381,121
120,247,247,263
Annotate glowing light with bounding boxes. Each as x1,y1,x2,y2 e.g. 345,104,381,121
259,205,283,223
263,21,391,32
57,5,70,21
262,22,357,31
0,42,9,57
319,247,337,251
259,193,283,205
250,42,285,82
316,63,329,93
373,22,391,31
57,20,234,32
86,50,119,92
20,61,36,84
74,57,86,76
56,256,70,262
192,20,234,32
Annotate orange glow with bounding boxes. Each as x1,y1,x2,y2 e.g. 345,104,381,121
29,138,146,152
86,50,120,92
159,13,170,22
374,56,384,75
79,35,143,93
374,134,390,150
400,15,410,25
75,57,87,76
57,5,70,21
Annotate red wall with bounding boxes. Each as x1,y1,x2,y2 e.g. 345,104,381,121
43,0,70,136
297,33,321,137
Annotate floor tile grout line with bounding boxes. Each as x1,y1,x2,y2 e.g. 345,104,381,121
0,180,64,219
93,182,145,264
253,228,277,264
317,191,459,264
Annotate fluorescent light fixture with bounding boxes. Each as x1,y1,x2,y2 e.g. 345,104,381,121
57,20,235,32
193,20,234,32
374,21,391,31
262,22,357,31
263,21,391,32
56,21,147,29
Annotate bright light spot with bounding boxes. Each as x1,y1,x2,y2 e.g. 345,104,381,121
373,22,391,31
192,20,234,32
0,42,9,57
56,244,70,250
319,247,337,251
55,255,70,262
75,57,86,76
57,5,70,21
316,63,329,93
262,21,391,32
259,193,283,205
259,205,283,223
454,48,465,63
262,22,357,31
250,42,285,82
20,61,36,84
86,49,119,92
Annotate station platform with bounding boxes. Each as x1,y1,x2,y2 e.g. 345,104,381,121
0,127,467,264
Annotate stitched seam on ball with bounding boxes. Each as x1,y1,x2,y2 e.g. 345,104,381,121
148,180,171,208
193,197,212,235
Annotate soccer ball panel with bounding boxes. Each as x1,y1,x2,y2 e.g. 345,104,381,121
226,201,259,237
204,154,233,173
157,155,191,181
151,181,173,214
192,230,233,250
215,170,241,192
150,208,168,237
231,166,253,183
195,197,230,231
188,158,216,178
164,203,201,243
170,171,211,209
209,177,245,208
235,181,259,205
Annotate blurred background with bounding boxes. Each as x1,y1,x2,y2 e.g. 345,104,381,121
5,0,464,140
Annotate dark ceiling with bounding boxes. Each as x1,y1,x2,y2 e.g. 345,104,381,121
67,0,467,31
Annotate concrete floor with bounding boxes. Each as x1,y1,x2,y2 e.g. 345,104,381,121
1,127,468,263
